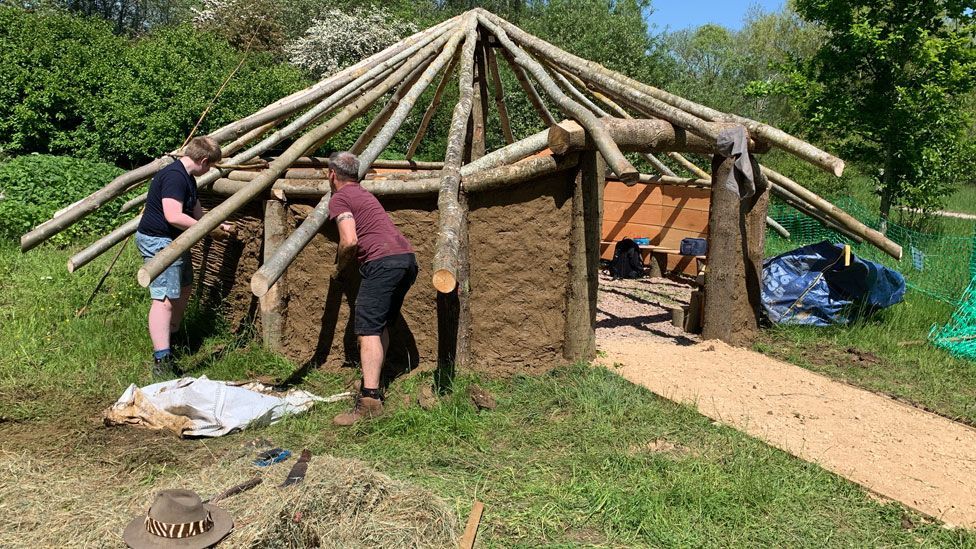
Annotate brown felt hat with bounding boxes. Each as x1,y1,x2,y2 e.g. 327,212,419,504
123,489,233,549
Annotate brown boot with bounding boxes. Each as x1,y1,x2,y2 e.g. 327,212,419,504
333,395,384,426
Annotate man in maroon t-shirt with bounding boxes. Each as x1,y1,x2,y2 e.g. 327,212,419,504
327,151,418,426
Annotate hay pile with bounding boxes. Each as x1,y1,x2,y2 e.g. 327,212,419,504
0,447,458,548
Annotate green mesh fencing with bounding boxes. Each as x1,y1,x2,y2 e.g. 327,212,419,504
930,277,976,359
765,197,976,305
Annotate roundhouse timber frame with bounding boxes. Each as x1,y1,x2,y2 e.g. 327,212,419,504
23,9,903,355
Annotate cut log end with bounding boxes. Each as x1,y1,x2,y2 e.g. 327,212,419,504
432,269,457,293
251,274,271,298
20,234,35,253
137,268,152,288
833,161,845,178
66,260,77,273
619,169,640,186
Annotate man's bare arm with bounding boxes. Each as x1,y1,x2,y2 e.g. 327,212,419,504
335,213,358,276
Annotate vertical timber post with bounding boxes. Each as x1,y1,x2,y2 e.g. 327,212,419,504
564,149,604,361
260,198,288,353
702,154,770,345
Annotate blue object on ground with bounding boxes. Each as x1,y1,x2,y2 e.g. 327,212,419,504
632,237,650,245
254,448,292,466
762,240,906,326
680,238,707,256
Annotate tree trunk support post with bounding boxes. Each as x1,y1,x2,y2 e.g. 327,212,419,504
702,154,769,346
564,149,604,361
260,198,289,353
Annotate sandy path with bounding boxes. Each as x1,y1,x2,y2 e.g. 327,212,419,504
599,338,976,528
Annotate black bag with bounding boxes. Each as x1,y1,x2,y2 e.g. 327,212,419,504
609,238,644,279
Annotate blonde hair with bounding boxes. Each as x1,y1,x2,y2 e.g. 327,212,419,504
183,136,222,164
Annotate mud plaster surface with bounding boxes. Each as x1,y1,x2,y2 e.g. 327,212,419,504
599,337,976,528
201,171,573,376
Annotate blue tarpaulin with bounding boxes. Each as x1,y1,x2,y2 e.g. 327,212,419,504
762,241,906,326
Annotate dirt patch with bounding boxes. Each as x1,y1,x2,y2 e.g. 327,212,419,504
597,273,699,345
600,338,976,528
627,438,696,458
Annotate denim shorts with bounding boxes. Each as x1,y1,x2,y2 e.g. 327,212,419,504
135,232,193,301
355,253,418,336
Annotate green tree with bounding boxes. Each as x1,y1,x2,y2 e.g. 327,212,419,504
790,0,976,219
0,7,308,165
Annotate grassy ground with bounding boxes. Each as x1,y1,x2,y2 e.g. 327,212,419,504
948,184,976,215
3,242,975,546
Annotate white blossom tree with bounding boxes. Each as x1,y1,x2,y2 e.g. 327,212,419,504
285,6,418,78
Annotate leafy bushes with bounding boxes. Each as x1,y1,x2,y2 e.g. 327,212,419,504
0,6,308,167
0,155,125,245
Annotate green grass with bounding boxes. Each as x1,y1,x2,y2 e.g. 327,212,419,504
947,184,976,215
3,241,976,545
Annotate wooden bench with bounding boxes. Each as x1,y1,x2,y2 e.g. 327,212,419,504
601,240,706,277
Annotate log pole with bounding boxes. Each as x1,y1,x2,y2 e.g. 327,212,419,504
405,52,460,160
22,18,460,252
432,16,479,294
485,41,514,144
478,9,845,176
137,35,452,288
351,57,435,155
564,149,603,361
479,15,638,183
252,195,329,298
259,199,289,350
549,118,766,155
357,22,473,178
497,47,557,127
701,154,769,346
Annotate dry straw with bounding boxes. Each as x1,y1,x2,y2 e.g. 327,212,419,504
0,448,458,548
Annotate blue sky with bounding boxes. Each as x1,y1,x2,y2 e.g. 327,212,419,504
647,0,785,32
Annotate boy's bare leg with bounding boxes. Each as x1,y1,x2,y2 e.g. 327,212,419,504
169,285,193,332
148,298,173,351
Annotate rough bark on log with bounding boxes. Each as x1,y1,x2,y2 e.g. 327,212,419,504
666,152,789,238
67,217,139,273
485,42,514,144
357,21,474,179
351,57,435,155
471,35,490,160
260,199,289,350
25,20,459,252
547,63,609,118
137,35,451,287
548,118,733,156
477,9,845,177
432,16,479,294
701,154,768,346
211,152,579,198
564,150,603,361
761,165,901,259
497,46,557,127
405,52,460,160
252,195,330,298
479,15,638,184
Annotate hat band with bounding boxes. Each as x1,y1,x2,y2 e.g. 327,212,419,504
144,511,213,539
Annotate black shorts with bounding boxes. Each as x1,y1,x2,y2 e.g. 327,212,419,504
355,253,418,336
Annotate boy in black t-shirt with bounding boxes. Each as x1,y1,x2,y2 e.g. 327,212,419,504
135,137,234,378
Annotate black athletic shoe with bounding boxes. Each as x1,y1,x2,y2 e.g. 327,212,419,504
151,355,182,380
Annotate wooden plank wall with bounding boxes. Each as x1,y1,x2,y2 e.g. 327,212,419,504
601,180,710,273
